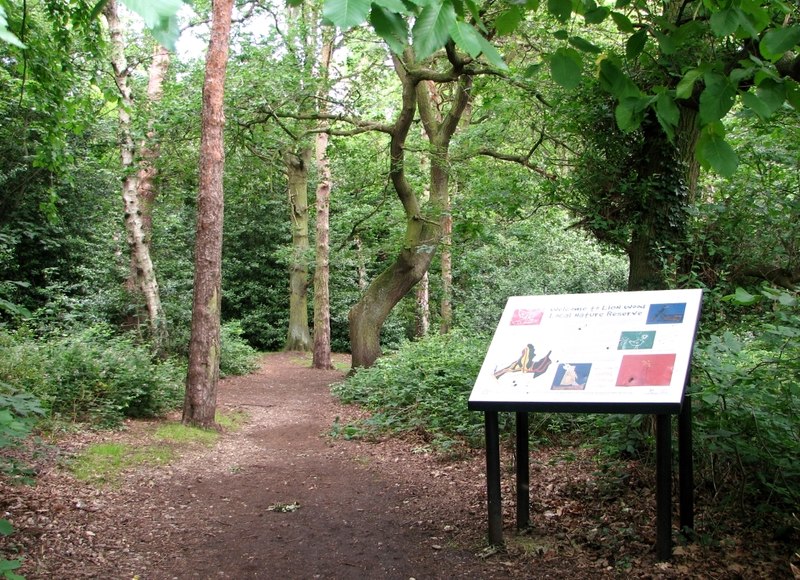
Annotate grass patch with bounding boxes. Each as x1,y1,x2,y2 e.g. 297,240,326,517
70,442,174,485
154,422,219,445
216,409,249,431
289,352,350,373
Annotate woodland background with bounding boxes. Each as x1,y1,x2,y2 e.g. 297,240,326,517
0,0,798,573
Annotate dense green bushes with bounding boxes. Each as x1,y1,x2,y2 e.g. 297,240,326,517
0,326,184,427
332,329,491,448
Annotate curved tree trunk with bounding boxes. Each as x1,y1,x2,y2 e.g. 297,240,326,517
285,148,313,352
349,49,472,368
184,0,234,428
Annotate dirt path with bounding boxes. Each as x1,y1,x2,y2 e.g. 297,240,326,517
2,352,794,579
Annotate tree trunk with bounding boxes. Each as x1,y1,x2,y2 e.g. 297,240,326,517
312,35,335,370
627,226,665,291
416,271,430,337
104,0,166,347
184,0,234,428
285,148,313,352
348,51,472,368
349,226,440,366
440,188,453,334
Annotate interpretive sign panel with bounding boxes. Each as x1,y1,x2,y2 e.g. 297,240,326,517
468,289,703,414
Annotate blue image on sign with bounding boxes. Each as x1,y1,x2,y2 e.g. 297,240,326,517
646,303,686,324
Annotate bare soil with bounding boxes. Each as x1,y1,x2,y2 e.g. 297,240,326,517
1,352,796,579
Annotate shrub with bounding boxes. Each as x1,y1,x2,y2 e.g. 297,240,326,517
220,320,260,377
332,329,492,445
0,325,183,427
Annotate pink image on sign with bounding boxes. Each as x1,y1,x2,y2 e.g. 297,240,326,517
510,309,544,325
616,354,676,387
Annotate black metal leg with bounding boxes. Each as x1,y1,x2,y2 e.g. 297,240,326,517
485,411,503,545
656,414,672,561
679,393,694,533
516,411,530,530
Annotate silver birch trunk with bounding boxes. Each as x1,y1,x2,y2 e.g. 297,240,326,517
105,0,166,348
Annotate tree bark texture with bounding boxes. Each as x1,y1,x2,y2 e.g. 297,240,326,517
349,49,472,368
104,0,166,348
285,148,313,352
312,35,335,370
416,271,430,337
440,185,453,334
184,0,234,428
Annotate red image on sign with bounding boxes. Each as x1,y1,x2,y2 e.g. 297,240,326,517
510,309,544,325
616,354,676,387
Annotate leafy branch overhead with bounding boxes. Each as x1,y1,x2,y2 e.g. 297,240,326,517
320,0,800,176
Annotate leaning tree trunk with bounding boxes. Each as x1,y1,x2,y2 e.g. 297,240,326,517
104,0,166,347
349,50,472,368
184,0,234,428
285,148,313,352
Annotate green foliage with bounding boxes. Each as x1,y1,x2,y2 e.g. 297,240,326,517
332,329,491,446
0,325,183,427
692,286,799,512
219,321,260,377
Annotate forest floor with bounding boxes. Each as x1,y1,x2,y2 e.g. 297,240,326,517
1,352,797,579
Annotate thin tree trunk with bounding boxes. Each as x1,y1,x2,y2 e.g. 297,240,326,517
312,35,335,370
184,0,234,428
105,0,165,347
416,271,429,337
440,185,453,334
285,148,313,352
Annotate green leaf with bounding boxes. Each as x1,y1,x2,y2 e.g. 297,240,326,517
610,11,634,33
710,8,741,37
495,6,523,36
0,519,13,536
697,124,738,177
464,0,487,33
476,34,508,69
323,0,373,29
676,68,703,100
699,73,737,124
373,0,412,13
654,91,679,139
412,0,456,60
760,26,800,61
653,31,676,55
547,0,572,23
615,95,652,132
584,6,610,24
553,29,569,40
626,29,647,60
0,6,25,48
120,0,183,51
742,79,785,119
732,287,759,305
370,6,409,54
550,47,582,89
598,59,639,99
449,21,482,58
569,36,601,54
786,79,800,110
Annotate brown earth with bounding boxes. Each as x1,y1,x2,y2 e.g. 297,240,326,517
1,352,796,579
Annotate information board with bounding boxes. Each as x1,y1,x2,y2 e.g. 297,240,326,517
468,289,703,414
